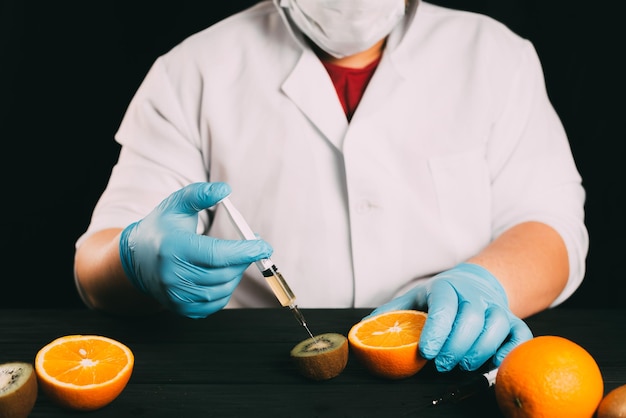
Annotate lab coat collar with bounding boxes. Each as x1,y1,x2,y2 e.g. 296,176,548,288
274,0,421,150
387,0,420,51
273,0,347,149
281,51,349,151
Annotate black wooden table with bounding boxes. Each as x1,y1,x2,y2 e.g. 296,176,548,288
1,308,625,417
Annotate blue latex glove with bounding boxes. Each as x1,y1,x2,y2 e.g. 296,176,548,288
369,263,533,372
119,182,273,319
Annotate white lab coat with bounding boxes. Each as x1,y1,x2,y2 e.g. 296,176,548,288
77,0,588,309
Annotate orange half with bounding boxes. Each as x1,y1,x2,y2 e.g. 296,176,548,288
348,310,428,379
35,335,134,411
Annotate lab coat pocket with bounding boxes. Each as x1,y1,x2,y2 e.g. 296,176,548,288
428,149,492,258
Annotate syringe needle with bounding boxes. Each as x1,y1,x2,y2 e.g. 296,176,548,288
262,264,316,339
219,196,316,339
290,305,315,340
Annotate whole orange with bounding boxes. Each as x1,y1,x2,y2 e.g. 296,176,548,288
495,335,603,418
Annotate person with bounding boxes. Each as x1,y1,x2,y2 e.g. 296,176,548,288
74,0,588,374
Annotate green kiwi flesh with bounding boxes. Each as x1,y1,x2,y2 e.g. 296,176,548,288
290,333,348,380
0,362,38,418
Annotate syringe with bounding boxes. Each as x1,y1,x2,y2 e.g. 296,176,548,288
219,196,315,340
431,368,498,406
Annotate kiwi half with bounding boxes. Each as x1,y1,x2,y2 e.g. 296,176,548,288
0,362,38,418
290,333,348,380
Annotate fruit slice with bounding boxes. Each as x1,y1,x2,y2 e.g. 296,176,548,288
595,384,626,418
348,310,428,379
0,362,38,418
290,333,348,380
34,335,134,411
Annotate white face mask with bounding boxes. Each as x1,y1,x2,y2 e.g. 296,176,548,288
280,0,406,59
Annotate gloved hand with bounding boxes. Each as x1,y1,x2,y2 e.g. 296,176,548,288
368,263,533,372
119,182,273,319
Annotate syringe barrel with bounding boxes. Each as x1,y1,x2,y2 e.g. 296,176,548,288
260,264,296,307
219,197,297,307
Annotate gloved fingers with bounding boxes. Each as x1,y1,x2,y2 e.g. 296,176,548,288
418,280,459,361
159,268,245,317
158,182,232,216
458,305,510,371
493,316,533,365
175,234,273,268
177,263,250,288
430,300,485,372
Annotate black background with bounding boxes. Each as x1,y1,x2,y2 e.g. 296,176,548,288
1,1,624,308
